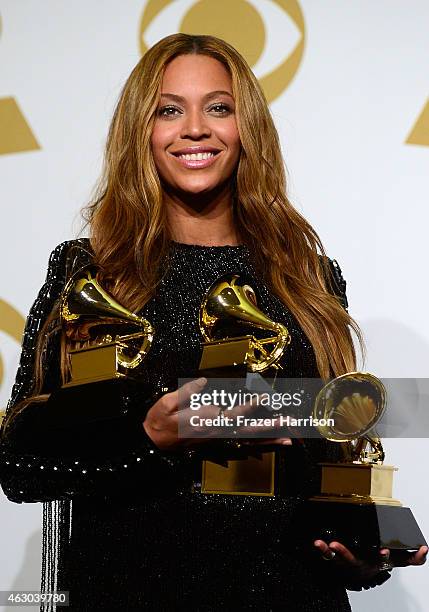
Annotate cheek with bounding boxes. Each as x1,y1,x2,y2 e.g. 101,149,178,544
150,127,164,165
151,122,175,163
228,139,242,168
222,122,241,157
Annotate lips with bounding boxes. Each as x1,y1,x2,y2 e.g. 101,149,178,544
170,145,222,156
169,146,222,169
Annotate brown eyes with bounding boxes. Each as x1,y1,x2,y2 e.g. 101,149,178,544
157,106,180,117
210,103,232,114
157,103,232,118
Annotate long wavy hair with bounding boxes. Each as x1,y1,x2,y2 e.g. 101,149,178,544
84,32,362,378
3,33,363,434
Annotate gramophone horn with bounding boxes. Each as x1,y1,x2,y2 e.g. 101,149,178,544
199,273,290,373
313,371,386,463
60,265,154,371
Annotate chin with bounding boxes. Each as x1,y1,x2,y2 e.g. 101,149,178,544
177,181,219,195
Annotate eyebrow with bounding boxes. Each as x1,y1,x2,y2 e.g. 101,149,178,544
159,90,234,103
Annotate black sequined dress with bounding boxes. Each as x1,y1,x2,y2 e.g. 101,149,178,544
0,239,390,611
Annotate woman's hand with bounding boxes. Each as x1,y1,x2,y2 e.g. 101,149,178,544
143,378,207,450
314,539,428,582
142,377,292,450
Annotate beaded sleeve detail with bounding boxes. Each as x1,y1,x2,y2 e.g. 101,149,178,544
6,240,87,409
0,240,183,504
327,258,349,311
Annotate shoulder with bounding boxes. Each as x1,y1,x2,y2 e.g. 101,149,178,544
36,239,94,307
319,255,348,311
45,238,93,285
47,238,93,268
5,239,94,409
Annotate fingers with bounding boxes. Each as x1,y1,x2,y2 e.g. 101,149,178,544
412,546,429,566
175,377,208,411
314,541,429,572
232,393,263,417
174,384,295,441
314,540,360,566
153,380,295,447
328,542,359,565
396,545,428,567
314,540,336,560
377,546,428,568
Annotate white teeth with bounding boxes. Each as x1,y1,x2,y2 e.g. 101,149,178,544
178,152,215,160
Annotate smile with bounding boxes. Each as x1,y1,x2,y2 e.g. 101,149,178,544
169,150,221,169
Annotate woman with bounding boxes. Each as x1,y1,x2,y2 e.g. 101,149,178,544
1,34,426,611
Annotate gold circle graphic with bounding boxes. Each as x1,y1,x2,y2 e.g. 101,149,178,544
139,0,306,103
181,0,265,68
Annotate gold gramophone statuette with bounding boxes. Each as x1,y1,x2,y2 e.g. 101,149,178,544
308,372,426,556
199,273,290,376
312,373,393,502
197,273,291,497
60,265,154,387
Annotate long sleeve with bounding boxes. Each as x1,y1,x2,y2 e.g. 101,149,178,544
0,240,184,504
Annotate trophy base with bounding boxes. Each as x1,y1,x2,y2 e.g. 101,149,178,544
198,451,276,496
197,336,276,497
13,378,151,459
62,371,128,388
66,341,136,386
318,462,399,503
198,336,253,379
305,498,427,557
46,378,148,425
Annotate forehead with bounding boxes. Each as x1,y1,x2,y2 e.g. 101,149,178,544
161,54,233,95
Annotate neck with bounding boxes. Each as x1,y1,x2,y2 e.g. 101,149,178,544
164,182,241,246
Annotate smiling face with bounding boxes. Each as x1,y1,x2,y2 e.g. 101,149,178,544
151,54,241,198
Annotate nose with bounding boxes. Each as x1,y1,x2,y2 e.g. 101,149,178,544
180,108,211,140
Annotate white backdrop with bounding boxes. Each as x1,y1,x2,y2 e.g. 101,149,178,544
0,1,428,610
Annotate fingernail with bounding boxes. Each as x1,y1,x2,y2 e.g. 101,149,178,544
324,550,336,560
282,439,292,445
195,377,207,386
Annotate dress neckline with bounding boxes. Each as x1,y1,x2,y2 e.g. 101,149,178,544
170,240,247,250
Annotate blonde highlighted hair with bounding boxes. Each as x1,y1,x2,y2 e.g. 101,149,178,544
84,33,362,378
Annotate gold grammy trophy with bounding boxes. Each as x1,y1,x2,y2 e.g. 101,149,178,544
43,265,155,426
308,372,427,558
196,273,290,496
199,273,290,377
60,265,154,386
